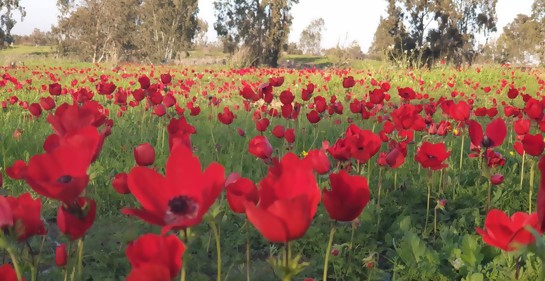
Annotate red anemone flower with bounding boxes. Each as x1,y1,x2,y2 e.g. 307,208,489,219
322,170,370,222
468,118,507,149
245,153,320,243
123,146,225,233
126,233,185,279
476,209,541,251
6,193,46,241
225,173,259,214
57,197,96,240
415,142,450,170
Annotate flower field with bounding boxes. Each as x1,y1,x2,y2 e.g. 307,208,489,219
1,63,545,280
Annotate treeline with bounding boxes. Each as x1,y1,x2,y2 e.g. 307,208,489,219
368,0,545,67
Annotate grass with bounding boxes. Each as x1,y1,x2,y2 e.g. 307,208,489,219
0,62,544,280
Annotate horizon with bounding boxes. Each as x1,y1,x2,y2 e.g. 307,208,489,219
10,0,534,51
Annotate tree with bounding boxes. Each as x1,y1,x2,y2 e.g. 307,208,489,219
0,0,25,48
137,0,199,62
497,14,541,65
298,18,325,55
54,0,199,63
532,0,545,64
369,0,497,67
214,0,298,67
194,19,209,47
54,0,141,63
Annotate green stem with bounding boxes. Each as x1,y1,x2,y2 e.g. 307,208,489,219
530,160,536,213
246,223,251,281
70,239,84,281
323,224,336,281
425,171,432,232
520,152,526,191
459,134,465,177
209,220,222,281
180,229,189,281
63,241,72,281
6,247,22,281
377,168,383,210
486,180,492,211
434,207,437,235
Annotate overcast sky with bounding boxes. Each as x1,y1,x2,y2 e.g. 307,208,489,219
12,0,535,51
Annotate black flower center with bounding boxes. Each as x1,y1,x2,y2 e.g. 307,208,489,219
427,154,436,160
57,175,73,184
482,136,493,148
168,196,198,216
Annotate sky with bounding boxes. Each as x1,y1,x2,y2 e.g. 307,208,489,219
11,0,535,51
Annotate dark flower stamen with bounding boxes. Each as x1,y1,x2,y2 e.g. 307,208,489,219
168,194,197,213
57,175,73,183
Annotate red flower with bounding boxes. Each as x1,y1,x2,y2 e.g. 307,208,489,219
225,173,259,214
449,101,471,121
28,103,42,117
522,134,545,156
245,153,320,243
49,83,62,96
306,110,321,124
304,149,331,175
126,233,185,279
40,97,56,111
0,264,24,281
56,244,67,267
415,142,450,170
126,263,171,281
218,107,235,125
272,125,285,138
6,160,27,180
490,174,504,185
514,119,531,135
167,116,196,152
0,197,13,228
476,209,541,251
342,76,356,88
123,146,225,233
284,128,295,144
112,173,130,194
323,171,370,221
525,98,543,120
24,144,92,203
538,155,545,231
248,136,273,160
5,193,46,241
391,104,426,131
134,143,156,167
160,73,172,84
345,125,382,164
46,102,107,137
398,87,416,100
468,118,507,149
57,197,96,240
138,76,151,89
255,118,270,132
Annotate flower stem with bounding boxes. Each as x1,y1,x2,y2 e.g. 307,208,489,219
246,223,251,281
425,170,432,232
180,229,189,281
6,247,22,281
434,207,438,235
486,180,492,211
377,168,383,210
520,152,526,191
323,224,336,281
529,160,536,213
209,220,222,281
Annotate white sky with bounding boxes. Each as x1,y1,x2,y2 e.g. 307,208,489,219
11,0,535,51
